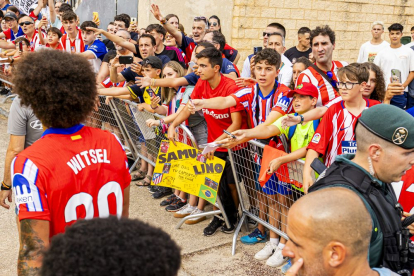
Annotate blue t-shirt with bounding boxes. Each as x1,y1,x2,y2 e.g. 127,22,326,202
372,267,399,276
183,57,238,85
85,39,108,61
406,106,414,117
120,67,140,82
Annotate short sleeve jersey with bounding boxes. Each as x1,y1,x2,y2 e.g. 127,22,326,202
85,39,108,73
101,77,126,88
12,125,131,237
223,43,238,63
191,75,246,152
8,97,43,148
273,115,317,153
230,82,290,127
307,99,381,166
127,85,160,104
179,32,196,62
296,61,347,107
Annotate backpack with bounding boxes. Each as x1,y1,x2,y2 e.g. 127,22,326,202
309,161,414,275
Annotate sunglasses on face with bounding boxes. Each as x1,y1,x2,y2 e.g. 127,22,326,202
19,21,33,26
209,22,218,27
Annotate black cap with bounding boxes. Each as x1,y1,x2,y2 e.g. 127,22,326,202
142,56,163,70
4,12,17,21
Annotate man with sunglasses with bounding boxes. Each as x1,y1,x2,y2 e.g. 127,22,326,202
0,14,44,51
0,12,23,41
295,25,347,107
241,22,286,79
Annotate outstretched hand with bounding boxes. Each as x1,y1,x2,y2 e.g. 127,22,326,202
150,4,164,22
281,114,301,128
86,27,104,35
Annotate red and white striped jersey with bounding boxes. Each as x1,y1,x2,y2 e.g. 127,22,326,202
60,30,84,53
25,30,45,52
230,82,290,127
296,61,347,107
307,99,380,167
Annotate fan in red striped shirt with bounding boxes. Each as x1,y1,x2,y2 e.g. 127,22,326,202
302,63,381,193
60,11,84,53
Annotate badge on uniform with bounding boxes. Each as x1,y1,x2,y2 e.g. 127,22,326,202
342,141,357,154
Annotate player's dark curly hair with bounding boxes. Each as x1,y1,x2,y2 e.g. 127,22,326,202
310,25,335,45
12,50,97,128
254,48,281,69
40,217,181,276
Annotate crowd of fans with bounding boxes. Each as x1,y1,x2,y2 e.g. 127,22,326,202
0,0,413,275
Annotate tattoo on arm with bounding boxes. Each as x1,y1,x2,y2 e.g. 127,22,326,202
18,220,48,276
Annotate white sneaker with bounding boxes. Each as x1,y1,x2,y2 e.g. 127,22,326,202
173,204,196,218
185,208,207,225
266,247,288,267
254,242,277,260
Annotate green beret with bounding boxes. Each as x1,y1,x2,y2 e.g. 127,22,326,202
358,104,414,149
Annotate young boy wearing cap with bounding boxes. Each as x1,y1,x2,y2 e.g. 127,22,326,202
302,63,381,193
0,12,23,41
226,82,319,268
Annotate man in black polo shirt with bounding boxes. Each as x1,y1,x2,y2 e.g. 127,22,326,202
284,27,312,63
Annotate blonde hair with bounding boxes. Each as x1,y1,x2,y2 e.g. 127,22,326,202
161,61,185,104
372,21,385,30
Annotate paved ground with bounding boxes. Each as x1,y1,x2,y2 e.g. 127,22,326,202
0,96,283,276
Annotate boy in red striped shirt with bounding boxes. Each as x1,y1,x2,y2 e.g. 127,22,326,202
303,63,381,193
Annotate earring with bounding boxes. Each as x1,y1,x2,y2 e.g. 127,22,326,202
368,156,375,177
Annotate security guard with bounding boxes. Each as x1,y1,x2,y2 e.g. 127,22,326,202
309,104,414,275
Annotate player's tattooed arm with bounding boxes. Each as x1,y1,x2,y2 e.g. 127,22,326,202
18,219,50,276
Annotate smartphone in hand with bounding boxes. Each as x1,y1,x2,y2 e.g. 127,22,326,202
391,69,402,83
119,56,134,65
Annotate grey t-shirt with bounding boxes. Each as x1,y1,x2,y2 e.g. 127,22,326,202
8,97,43,148
179,85,205,127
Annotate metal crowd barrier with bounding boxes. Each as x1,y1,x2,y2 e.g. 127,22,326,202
228,139,315,255
86,95,232,230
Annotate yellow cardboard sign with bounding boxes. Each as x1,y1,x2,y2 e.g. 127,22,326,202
152,141,225,204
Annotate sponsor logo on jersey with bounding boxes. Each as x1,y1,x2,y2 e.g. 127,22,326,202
30,120,43,130
203,109,230,119
312,133,321,144
13,174,34,205
341,141,357,154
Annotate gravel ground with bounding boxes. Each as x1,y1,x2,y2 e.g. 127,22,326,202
0,96,283,276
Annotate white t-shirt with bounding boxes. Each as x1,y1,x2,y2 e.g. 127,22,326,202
374,45,414,91
405,41,414,48
241,53,292,87
357,40,389,63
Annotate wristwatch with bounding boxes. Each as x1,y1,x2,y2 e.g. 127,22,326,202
298,114,304,123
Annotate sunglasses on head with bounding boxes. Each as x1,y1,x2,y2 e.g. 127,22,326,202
19,21,33,26
263,32,280,37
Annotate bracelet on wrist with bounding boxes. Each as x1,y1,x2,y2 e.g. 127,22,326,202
1,181,11,191
151,105,157,110
160,18,167,24
299,114,304,123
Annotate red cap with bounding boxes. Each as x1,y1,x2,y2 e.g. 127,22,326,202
286,83,319,99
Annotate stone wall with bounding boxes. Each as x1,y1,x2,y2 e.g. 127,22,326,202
232,0,414,68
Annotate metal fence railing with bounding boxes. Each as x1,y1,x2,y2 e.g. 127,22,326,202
228,139,314,255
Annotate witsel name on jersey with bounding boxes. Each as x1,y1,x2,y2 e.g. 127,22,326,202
67,149,110,174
